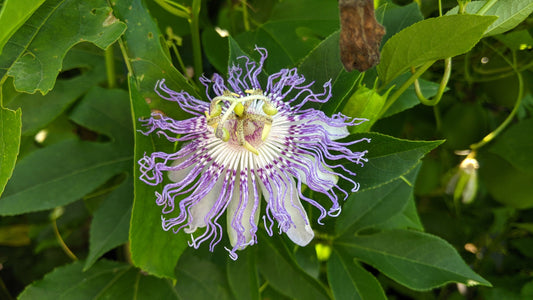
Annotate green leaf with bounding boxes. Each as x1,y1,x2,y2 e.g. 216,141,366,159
489,118,533,175
18,260,180,299
0,0,126,94
378,2,423,46
175,250,233,300
202,27,229,75
256,233,330,300
0,107,21,198
328,250,387,300
375,194,424,231
347,133,443,190
0,88,132,215
84,177,132,271
335,229,491,290
0,0,45,55
6,47,107,135
479,152,533,209
447,0,533,37
112,0,199,121
377,14,497,85
335,163,421,236
298,31,361,115
128,75,187,279
227,249,260,300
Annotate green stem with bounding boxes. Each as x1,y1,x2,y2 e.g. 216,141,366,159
413,57,452,106
471,51,523,150
52,219,78,261
242,0,250,31
378,60,435,118
0,276,13,300
190,0,203,82
105,44,116,89
154,0,190,19
476,0,497,15
118,39,134,76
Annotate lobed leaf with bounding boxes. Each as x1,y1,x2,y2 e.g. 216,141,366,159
335,229,492,290
0,0,126,94
328,250,387,300
256,233,331,300
335,163,421,236
489,118,533,175
0,0,45,55
377,14,497,85
346,132,443,190
128,75,187,279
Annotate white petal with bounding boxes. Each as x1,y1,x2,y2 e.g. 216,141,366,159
168,157,192,182
226,172,261,248
310,120,349,140
284,179,314,246
184,170,225,233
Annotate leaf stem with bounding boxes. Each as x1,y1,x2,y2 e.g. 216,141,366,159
105,44,116,89
476,0,498,15
118,39,134,76
52,218,78,261
190,0,203,82
412,57,452,106
378,60,435,118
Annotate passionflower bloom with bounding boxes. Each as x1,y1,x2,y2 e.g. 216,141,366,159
138,47,370,259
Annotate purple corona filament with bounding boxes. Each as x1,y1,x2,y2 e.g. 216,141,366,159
138,47,370,260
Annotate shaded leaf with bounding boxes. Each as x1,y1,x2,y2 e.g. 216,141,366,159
490,118,533,175
128,75,187,279
378,15,496,84
336,163,421,236
0,0,126,94
6,47,107,135
0,88,132,215
18,260,180,299
256,233,330,300
335,229,491,290
84,177,132,271
0,107,21,197
175,250,233,300
328,250,386,300
346,132,443,190
0,0,45,55
227,249,260,300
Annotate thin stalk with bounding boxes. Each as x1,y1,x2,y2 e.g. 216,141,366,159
0,277,13,300
154,0,190,19
242,0,250,31
412,57,452,106
190,0,203,82
52,219,78,261
105,44,116,89
378,60,435,118
471,51,523,150
476,0,498,15
118,39,134,75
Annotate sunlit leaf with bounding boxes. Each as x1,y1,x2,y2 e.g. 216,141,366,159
0,0,126,94
0,106,21,197
378,15,496,85
0,0,45,55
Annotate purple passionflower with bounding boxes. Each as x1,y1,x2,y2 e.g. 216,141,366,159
138,47,370,259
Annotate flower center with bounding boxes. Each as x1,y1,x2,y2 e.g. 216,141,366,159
205,89,278,155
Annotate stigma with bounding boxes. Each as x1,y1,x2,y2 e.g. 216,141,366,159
205,89,277,155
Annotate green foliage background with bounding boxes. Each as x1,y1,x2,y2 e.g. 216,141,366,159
1,0,533,299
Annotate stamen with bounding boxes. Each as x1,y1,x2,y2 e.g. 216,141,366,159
234,103,245,117
262,123,272,141
262,102,278,116
244,141,259,155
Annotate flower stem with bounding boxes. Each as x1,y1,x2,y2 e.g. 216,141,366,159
52,218,78,261
105,43,116,89
378,60,435,118
242,0,250,31
118,38,134,76
471,50,523,150
190,0,203,81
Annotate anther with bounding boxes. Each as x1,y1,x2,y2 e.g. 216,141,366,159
234,103,245,117
262,123,272,141
244,141,259,155
262,102,278,116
